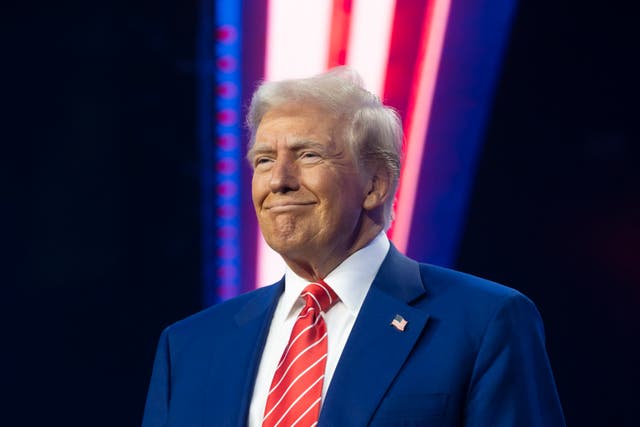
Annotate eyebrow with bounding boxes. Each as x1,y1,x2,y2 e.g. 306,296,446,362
248,140,328,158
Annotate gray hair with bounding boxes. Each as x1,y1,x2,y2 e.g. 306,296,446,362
246,67,403,228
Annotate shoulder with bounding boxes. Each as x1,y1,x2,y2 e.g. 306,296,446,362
415,262,541,333
418,263,522,302
161,284,278,342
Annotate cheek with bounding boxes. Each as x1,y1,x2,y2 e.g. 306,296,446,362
323,181,366,220
251,176,267,208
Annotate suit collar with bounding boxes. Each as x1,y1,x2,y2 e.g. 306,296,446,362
203,280,284,427
319,245,430,426
234,278,284,326
371,243,426,303
234,279,285,425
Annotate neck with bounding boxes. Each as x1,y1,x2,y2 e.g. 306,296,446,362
282,224,384,281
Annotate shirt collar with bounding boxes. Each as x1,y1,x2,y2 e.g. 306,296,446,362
282,232,390,318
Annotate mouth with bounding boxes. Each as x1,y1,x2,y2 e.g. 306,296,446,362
264,201,315,212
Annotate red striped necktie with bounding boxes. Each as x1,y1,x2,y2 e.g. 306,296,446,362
262,280,339,427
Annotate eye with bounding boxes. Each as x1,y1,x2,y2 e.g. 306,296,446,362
254,156,274,168
300,151,321,160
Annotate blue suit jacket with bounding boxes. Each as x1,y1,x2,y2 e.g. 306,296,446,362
142,246,565,426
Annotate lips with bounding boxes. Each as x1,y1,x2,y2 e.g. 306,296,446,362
264,201,315,211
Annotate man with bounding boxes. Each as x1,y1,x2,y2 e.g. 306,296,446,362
142,68,565,426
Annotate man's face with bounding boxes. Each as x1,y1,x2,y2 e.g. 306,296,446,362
250,102,373,273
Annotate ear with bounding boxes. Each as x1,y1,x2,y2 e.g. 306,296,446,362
362,167,391,211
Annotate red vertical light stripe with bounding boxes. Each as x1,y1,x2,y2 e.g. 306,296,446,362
327,0,353,67
381,0,429,121
388,0,452,251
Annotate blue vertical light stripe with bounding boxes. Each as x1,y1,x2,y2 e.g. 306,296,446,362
199,0,243,306
213,0,243,304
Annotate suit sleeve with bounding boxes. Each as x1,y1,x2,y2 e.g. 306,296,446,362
141,328,171,427
464,293,565,427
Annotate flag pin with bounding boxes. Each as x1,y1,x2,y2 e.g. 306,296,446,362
390,314,408,332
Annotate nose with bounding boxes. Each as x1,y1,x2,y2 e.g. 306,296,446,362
269,158,300,193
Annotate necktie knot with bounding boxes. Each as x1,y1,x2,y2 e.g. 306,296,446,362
301,280,338,313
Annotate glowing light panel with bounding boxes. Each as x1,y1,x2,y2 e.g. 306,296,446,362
265,0,333,80
390,0,452,253
257,0,333,287
346,0,397,96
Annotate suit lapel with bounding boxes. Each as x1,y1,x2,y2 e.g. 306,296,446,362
319,247,430,427
203,279,284,427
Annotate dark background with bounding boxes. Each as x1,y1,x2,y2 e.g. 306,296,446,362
3,0,638,425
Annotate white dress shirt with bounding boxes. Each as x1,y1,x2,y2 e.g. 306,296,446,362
247,232,390,427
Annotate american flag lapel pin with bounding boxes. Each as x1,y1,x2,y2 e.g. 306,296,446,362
390,314,408,332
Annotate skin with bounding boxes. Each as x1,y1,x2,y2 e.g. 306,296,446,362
249,102,391,281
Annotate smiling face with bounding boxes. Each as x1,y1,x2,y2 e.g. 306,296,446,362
250,102,387,279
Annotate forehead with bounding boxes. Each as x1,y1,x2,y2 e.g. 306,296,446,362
255,102,342,142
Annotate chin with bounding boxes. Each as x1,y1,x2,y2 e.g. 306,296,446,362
265,235,305,254
262,217,316,247
265,231,322,261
